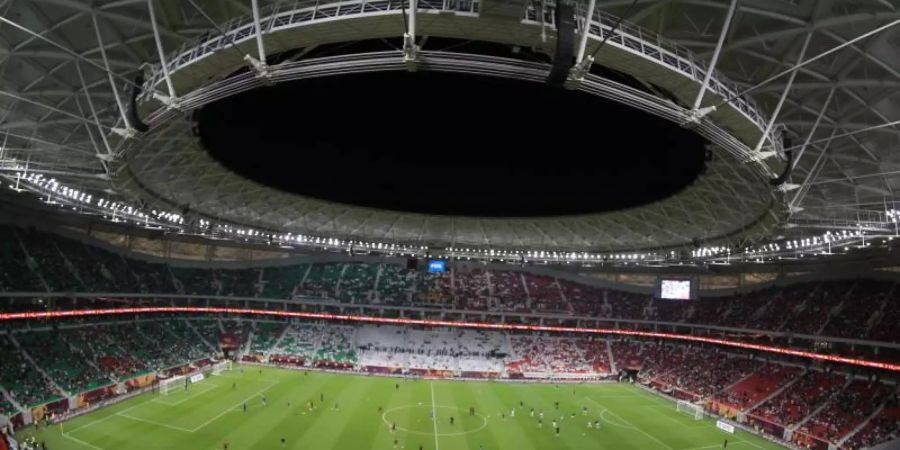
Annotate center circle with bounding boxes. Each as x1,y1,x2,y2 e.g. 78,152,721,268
197,66,707,218
381,404,488,437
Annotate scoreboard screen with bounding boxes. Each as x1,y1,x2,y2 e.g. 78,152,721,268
427,260,446,273
656,278,696,300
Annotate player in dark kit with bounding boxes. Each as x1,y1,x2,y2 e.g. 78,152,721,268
450,416,455,426
280,436,286,448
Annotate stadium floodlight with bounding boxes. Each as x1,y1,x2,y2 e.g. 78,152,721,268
676,400,704,420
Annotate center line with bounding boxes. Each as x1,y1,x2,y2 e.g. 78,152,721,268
430,382,440,450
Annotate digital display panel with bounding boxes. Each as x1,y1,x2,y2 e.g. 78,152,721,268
659,279,693,300
427,260,446,273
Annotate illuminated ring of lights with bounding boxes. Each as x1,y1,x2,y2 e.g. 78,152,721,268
2,306,898,372
381,404,488,436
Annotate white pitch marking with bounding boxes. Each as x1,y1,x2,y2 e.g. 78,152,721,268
63,399,150,435
189,379,279,432
430,382,440,450
61,431,108,450
679,441,746,450
115,412,194,432
588,397,675,450
152,383,218,406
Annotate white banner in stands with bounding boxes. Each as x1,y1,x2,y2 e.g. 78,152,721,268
190,373,204,383
716,420,735,434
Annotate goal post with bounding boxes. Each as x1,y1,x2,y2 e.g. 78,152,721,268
676,400,704,420
158,376,185,396
212,360,232,376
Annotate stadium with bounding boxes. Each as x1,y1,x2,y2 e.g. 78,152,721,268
0,0,899,449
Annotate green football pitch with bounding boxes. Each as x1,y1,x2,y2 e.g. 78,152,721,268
23,365,785,450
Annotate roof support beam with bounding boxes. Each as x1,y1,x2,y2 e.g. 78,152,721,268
0,90,99,130
576,0,597,64
792,85,835,171
715,19,900,108
791,129,837,210
148,0,178,102
74,62,114,159
90,13,132,136
753,31,812,152
0,15,143,92
403,0,420,64
692,0,738,111
251,0,267,63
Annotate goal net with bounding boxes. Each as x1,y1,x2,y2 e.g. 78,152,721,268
212,360,232,376
158,376,185,396
676,400,704,420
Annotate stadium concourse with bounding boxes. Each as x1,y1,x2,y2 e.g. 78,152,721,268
0,225,896,450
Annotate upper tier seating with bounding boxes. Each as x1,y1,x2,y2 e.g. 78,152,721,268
713,364,801,410
801,380,893,444
1,225,898,343
845,394,900,450
0,334,61,407
751,370,846,427
16,331,109,394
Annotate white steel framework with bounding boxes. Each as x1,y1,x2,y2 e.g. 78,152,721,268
0,0,897,259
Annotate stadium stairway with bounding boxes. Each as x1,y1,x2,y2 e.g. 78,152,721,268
555,278,570,311
186,320,218,352
265,325,291,359
711,369,759,401
243,330,255,355
839,402,888,447
790,376,853,432
837,384,900,448
8,333,69,397
606,340,617,373
78,347,105,377
0,386,23,415
743,369,803,413
13,231,52,293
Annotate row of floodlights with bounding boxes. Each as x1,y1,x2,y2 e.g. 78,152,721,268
691,246,729,258
20,173,92,205
4,169,894,265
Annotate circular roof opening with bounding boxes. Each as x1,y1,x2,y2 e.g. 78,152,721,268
198,70,707,217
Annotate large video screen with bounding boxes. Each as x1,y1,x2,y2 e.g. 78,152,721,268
427,260,446,273
658,279,693,300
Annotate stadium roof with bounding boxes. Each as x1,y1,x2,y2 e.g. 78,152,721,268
0,0,898,262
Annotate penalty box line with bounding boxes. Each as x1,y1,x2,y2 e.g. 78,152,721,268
188,378,280,432
152,382,219,406
588,397,675,450
114,378,279,434
63,396,154,435
61,430,108,450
